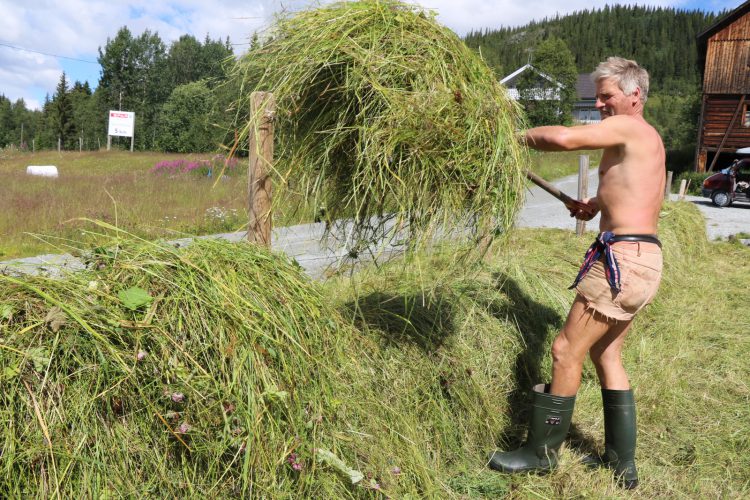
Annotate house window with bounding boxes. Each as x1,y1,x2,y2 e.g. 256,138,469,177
744,104,750,127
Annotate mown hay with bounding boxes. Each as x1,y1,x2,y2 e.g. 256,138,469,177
0,239,349,496
2,203,747,498
230,0,528,250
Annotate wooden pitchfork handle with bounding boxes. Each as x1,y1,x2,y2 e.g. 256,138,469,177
525,171,594,214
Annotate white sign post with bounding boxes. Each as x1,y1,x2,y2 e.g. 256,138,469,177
107,111,135,152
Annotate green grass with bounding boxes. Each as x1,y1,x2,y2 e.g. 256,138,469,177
0,150,311,260
1,201,747,497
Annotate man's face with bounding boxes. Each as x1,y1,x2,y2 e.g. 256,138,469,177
595,77,640,119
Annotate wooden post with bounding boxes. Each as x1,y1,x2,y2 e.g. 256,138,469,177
576,155,589,236
58,137,61,152
107,136,111,151
678,179,688,200
665,171,673,200
247,91,275,247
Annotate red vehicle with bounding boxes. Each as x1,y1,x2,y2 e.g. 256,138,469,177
702,158,750,207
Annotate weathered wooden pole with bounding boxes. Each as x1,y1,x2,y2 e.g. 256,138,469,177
665,171,673,200
576,155,589,236
678,179,688,200
247,91,275,247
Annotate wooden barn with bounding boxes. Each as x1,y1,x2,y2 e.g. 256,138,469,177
695,0,750,172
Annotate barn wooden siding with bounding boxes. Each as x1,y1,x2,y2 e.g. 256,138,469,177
699,95,750,150
703,11,750,94
695,3,750,172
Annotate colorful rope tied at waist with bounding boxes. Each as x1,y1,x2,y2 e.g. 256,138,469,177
569,231,621,292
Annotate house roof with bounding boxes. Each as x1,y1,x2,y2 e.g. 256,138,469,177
575,74,597,100
500,64,562,89
697,0,750,44
697,0,750,70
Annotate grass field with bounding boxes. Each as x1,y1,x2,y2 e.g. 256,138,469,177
1,148,599,261
0,150,254,259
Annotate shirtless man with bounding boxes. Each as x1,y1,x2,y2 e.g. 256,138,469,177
488,57,665,490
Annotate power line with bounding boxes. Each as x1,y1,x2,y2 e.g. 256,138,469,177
0,40,99,64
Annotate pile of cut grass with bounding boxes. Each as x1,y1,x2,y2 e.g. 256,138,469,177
1,202,747,497
0,237,352,496
230,0,527,251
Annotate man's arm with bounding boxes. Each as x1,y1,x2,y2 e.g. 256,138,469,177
523,115,634,151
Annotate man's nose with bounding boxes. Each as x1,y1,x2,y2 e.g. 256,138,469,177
595,98,605,109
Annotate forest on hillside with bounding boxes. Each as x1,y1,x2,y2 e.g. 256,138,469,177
464,5,721,92
0,5,724,157
464,5,723,165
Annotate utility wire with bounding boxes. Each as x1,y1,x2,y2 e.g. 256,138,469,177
0,40,99,64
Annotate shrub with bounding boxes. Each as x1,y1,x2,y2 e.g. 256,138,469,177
675,171,709,195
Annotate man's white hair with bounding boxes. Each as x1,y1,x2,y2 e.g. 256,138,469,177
592,57,649,104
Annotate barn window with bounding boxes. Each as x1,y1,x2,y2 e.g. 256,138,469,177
745,104,750,127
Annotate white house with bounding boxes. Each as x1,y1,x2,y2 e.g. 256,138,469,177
573,74,601,124
500,64,562,101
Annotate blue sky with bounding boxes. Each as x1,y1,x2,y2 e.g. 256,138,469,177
0,0,741,110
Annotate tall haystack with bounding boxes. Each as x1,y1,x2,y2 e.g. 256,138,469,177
231,0,528,250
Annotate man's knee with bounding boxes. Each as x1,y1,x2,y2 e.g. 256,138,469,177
551,334,581,368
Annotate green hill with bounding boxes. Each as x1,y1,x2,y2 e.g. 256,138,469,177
464,5,721,93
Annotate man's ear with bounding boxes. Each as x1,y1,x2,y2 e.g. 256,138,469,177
631,87,641,106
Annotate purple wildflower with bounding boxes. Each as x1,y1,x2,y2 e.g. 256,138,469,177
287,452,303,471
177,422,191,434
136,350,147,361
171,392,185,403
391,466,401,475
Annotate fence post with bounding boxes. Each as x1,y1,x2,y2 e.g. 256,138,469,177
576,155,589,236
678,179,688,200
247,91,275,247
665,171,673,200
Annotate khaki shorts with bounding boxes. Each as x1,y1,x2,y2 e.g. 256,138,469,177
575,241,662,322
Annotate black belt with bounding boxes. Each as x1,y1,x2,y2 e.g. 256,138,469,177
611,234,661,248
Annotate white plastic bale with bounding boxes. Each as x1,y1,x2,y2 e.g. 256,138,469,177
26,166,59,178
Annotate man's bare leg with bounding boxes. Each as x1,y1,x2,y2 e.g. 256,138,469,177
589,321,633,389
584,319,639,489
549,295,621,396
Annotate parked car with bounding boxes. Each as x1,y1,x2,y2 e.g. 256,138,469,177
702,158,750,207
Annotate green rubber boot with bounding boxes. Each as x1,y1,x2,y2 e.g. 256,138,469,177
488,384,576,473
583,388,639,489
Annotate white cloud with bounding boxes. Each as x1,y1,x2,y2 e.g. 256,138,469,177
0,0,737,110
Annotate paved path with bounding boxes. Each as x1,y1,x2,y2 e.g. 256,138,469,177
3,171,747,279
